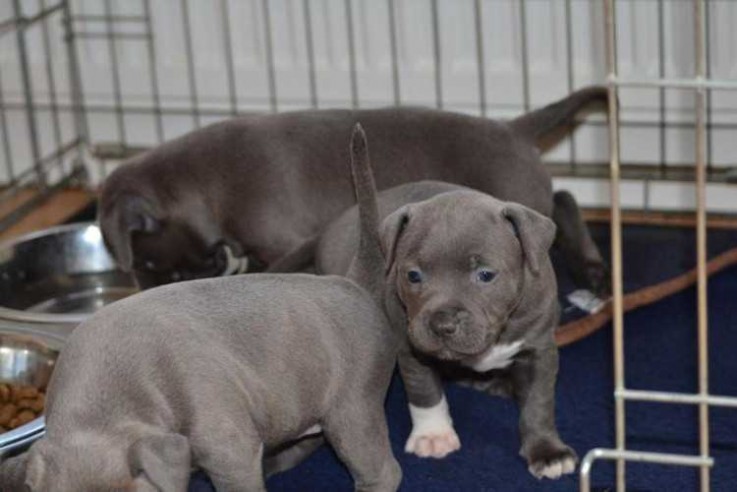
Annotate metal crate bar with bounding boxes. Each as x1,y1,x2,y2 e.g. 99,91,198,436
344,0,358,109
39,0,65,175
603,0,626,489
585,0,723,490
303,0,318,108
580,449,714,492
261,0,277,113
618,389,737,408
693,0,710,487
180,0,200,128
142,0,164,143
387,0,400,106
103,0,127,147
430,0,442,109
12,0,45,189
610,75,737,91
0,1,63,38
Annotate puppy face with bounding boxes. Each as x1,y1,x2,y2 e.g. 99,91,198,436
99,194,259,289
128,221,222,288
24,432,190,492
382,191,555,362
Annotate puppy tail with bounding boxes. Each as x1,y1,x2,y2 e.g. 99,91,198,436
346,123,384,299
509,85,608,146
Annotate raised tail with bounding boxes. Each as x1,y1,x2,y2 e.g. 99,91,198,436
510,85,608,143
346,123,384,301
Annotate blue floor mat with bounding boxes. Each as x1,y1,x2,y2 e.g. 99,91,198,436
189,241,737,491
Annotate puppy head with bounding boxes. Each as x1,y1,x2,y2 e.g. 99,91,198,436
24,432,190,492
99,193,245,288
381,190,555,361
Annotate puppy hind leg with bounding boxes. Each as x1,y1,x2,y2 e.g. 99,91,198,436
399,348,460,459
323,401,401,492
191,427,266,492
263,433,325,478
552,190,610,298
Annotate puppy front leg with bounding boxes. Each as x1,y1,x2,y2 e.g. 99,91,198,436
399,346,460,459
511,345,577,480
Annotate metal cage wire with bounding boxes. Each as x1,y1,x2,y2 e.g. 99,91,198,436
579,0,735,490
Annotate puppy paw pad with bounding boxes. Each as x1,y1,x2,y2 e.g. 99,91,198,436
405,428,461,459
529,455,577,480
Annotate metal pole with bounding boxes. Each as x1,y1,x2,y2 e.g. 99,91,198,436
693,0,710,489
387,0,400,106
430,0,442,109
474,0,486,117
220,0,238,116
580,448,713,492
12,0,46,188
261,0,277,113
180,0,200,128
142,0,164,143
603,1,625,491
0,57,15,183
564,0,576,168
39,0,64,174
61,0,88,159
345,0,358,109
519,0,530,112
303,0,318,108
103,0,127,145
658,0,666,173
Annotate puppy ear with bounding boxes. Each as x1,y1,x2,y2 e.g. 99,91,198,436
100,195,162,273
380,205,411,274
503,203,556,276
129,433,191,491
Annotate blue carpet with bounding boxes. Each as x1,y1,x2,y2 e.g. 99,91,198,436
189,250,737,491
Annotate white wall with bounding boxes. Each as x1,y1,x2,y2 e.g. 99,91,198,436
0,0,735,211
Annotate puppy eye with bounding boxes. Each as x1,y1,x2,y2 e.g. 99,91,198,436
407,270,423,284
476,269,496,283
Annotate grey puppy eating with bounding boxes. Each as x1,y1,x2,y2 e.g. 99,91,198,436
99,86,608,295
0,126,400,492
315,180,576,480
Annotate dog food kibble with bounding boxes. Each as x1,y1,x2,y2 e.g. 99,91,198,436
0,383,45,431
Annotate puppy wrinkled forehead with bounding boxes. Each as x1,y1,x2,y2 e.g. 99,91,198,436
401,193,519,263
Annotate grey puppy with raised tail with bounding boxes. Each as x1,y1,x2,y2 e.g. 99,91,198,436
315,179,577,480
99,87,608,296
0,126,400,492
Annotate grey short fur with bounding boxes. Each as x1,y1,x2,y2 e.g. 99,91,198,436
98,87,608,295
0,126,401,492
316,181,577,479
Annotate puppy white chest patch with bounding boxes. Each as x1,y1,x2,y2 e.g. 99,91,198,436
466,340,523,372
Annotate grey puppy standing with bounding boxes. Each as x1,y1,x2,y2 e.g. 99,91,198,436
316,180,576,480
99,87,608,296
0,126,400,492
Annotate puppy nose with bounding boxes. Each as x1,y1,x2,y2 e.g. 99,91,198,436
429,307,464,337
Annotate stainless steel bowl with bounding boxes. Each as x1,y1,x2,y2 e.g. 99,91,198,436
0,222,137,456
0,331,60,456
0,223,137,330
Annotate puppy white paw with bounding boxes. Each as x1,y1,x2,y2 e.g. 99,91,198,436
405,427,461,458
405,396,461,459
525,441,578,480
528,455,576,480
